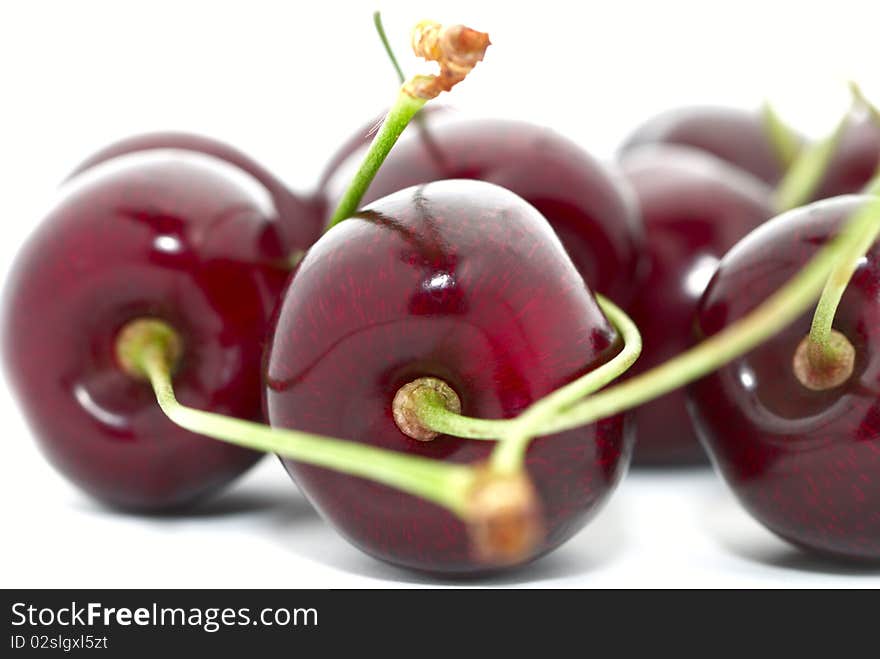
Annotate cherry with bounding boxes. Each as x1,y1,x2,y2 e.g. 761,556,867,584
264,179,632,574
620,145,775,465
688,195,880,561
814,115,880,199
2,151,290,510
320,115,644,306
68,131,324,254
620,106,799,185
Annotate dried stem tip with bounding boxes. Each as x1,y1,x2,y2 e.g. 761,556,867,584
404,20,491,100
465,468,544,567
793,330,856,391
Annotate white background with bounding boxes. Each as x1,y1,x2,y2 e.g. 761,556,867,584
2,0,879,588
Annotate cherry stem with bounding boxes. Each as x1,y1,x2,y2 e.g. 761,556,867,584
120,321,477,518
804,197,880,367
774,111,849,212
502,196,880,446
373,11,405,84
761,101,801,170
325,20,490,230
326,92,426,230
850,82,880,197
850,81,880,126
796,80,880,384
404,296,642,450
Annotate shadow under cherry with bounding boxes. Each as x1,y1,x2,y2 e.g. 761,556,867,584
699,488,880,577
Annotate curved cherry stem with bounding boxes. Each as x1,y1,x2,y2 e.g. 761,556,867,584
794,85,880,371
492,196,880,455
123,319,545,563
124,325,477,518
804,198,880,364
374,11,406,84
409,295,641,443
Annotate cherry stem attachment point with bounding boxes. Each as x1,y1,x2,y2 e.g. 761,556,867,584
519,196,880,440
395,296,642,475
797,196,880,388
116,319,478,519
325,20,490,230
793,330,855,391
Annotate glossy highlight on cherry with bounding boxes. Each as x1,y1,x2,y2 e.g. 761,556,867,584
689,195,880,560
620,145,774,465
69,131,325,255
2,152,291,510
322,115,644,306
4,8,880,580
265,180,632,573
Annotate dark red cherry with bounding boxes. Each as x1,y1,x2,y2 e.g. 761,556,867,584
320,115,644,306
68,131,324,254
814,116,880,199
620,106,798,185
688,195,880,561
620,145,774,465
2,151,290,510
264,179,632,574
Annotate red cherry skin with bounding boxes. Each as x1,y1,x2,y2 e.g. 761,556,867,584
321,116,644,307
689,195,880,561
2,152,290,510
620,106,798,185
264,179,632,574
68,131,324,254
814,116,880,200
620,146,774,465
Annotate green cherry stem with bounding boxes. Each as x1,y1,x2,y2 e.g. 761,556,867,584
849,81,880,195
522,196,880,439
849,83,880,197
404,295,642,444
326,20,490,231
809,213,880,352
761,101,801,170
374,11,406,84
866,172,880,197
325,92,426,230
793,196,880,389
774,113,849,212
118,319,477,518
496,198,879,469
850,81,880,126
489,296,643,473
794,82,880,384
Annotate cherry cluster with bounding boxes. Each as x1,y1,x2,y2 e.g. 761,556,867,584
3,17,880,575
